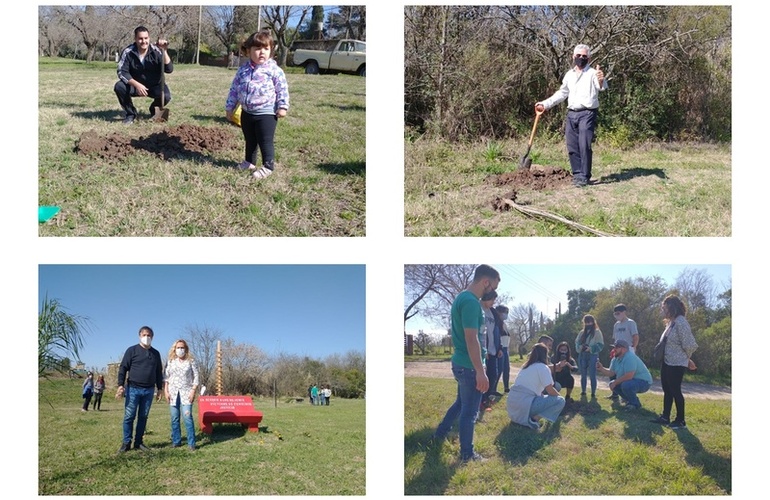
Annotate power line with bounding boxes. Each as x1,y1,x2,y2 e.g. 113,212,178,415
496,264,563,306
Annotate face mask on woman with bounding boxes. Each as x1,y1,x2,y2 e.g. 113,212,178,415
176,348,186,358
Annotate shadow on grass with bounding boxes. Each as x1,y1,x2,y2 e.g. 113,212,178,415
569,395,614,429
494,419,561,464
319,103,366,113
72,109,125,122
404,426,458,495
599,167,667,183
317,161,365,176
675,427,732,493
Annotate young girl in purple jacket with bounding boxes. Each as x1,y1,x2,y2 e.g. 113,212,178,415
226,31,290,180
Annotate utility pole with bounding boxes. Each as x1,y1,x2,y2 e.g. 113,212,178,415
195,5,202,65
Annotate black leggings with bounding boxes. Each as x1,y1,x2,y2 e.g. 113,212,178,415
661,363,686,421
92,392,103,410
241,112,278,170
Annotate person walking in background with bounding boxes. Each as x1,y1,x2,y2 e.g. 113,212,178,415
650,295,698,429
92,374,105,411
433,265,500,463
116,326,164,453
551,342,578,402
82,372,94,412
506,343,566,429
494,305,511,393
311,384,319,405
323,385,331,406
612,304,640,353
575,314,604,398
164,339,200,451
535,43,607,187
596,339,652,410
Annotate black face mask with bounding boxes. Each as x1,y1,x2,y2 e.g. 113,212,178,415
574,55,588,68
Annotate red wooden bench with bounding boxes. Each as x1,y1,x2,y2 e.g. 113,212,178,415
198,395,263,434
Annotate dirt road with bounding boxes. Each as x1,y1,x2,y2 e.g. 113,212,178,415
405,361,731,400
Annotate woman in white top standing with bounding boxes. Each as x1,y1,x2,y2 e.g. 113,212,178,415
506,343,566,429
164,339,200,450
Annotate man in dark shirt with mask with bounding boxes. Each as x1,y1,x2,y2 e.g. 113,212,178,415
116,326,164,453
536,44,608,187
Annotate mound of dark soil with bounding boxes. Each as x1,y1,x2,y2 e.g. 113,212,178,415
491,165,573,190
75,124,238,162
490,165,573,212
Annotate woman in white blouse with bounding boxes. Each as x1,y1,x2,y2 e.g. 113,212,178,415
164,339,200,450
650,295,698,430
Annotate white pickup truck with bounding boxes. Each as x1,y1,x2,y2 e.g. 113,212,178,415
291,39,366,77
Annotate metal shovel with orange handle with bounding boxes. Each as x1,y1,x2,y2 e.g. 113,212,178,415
520,104,544,169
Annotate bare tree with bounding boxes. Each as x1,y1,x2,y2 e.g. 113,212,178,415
674,267,717,311
404,264,477,330
507,303,540,358
221,338,271,395
184,324,222,389
262,5,312,66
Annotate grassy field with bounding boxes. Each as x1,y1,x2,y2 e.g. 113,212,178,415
39,377,365,495
404,137,731,236
38,58,365,236
404,377,731,495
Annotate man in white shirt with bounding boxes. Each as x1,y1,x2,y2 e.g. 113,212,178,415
536,44,608,187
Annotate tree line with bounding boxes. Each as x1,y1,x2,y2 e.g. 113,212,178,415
39,304,365,400
405,5,731,144
404,265,731,379
38,5,366,67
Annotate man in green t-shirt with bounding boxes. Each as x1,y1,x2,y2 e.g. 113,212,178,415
433,264,500,463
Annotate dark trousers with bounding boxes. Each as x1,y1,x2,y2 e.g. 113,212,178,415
114,80,172,118
483,354,499,403
661,363,687,422
92,392,103,410
565,109,597,181
497,347,510,391
241,112,278,170
82,393,92,410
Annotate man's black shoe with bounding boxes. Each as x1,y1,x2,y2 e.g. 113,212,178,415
117,442,131,453
134,443,152,452
123,115,135,124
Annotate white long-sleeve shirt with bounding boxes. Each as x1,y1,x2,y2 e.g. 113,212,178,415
540,65,608,111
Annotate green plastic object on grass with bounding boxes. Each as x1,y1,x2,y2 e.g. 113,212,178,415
38,206,60,223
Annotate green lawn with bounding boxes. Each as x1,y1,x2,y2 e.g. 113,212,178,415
39,377,365,495
405,377,730,495
38,58,365,236
405,138,731,236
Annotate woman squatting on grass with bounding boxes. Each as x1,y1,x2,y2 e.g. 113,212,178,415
506,343,566,429
225,30,290,180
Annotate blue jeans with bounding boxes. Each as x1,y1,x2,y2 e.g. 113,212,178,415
529,394,566,423
435,362,483,460
614,378,651,408
170,393,196,448
578,352,598,395
123,385,155,446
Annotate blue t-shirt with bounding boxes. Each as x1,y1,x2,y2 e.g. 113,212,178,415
450,290,485,369
609,350,652,385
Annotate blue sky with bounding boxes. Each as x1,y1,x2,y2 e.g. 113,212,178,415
39,265,365,370
406,264,731,334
